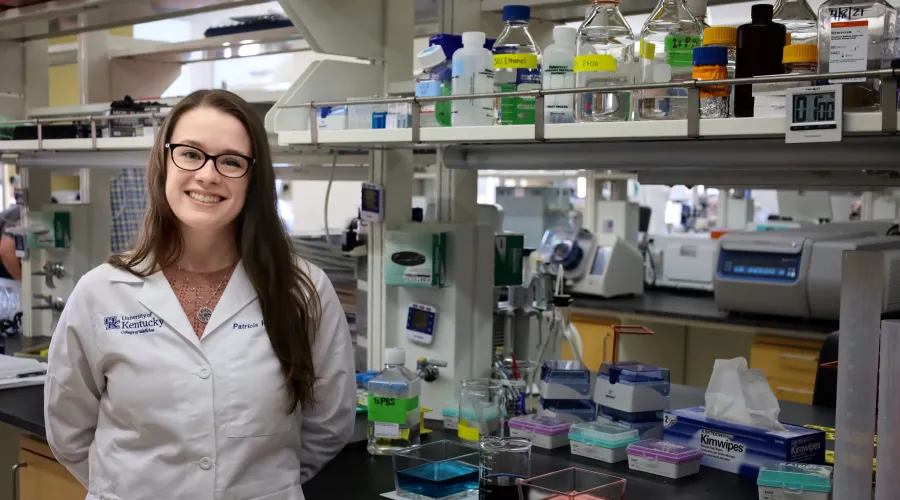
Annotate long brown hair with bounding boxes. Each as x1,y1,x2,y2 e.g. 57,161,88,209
109,89,320,413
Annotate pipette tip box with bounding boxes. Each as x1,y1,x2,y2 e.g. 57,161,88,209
441,407,458,430
508,415,573,449
756,461,833,500
537,398,595,423
594,361,671,413
539,360,592,400
596,414,663,441
569,421,641,464
662,407,826,477
626,439,703,479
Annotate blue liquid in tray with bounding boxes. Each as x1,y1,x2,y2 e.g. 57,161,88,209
396,461,479,500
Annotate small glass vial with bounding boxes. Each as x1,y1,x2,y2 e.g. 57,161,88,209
702,26,736,77
692,46,730,118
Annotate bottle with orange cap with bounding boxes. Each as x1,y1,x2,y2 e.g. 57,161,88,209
752,43,818,117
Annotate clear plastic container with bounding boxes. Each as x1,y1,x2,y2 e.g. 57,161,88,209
817,0,898,110
757,461,833,500
626,439,703,479
569,421,640,463
637,0,703,120
367,348,422,455
393,440,480,500
538,360,591,399
775,0,819,45
508,414,573,449
542,25,577,124
518,468,627,500
575,0,637,122
416,44,453,128
493,5,542,125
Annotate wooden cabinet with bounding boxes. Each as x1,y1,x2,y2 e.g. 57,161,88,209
565,315,618,370
750,336,823,405
15,437,86,500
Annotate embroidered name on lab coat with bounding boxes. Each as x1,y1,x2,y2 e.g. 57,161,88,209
233,320,264,330
103,313,164,335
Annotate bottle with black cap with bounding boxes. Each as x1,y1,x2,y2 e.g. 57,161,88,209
734,4,787,117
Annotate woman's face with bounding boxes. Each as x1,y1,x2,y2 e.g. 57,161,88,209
165,107,252,233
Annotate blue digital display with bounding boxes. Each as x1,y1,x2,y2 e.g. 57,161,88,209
406,306,436,334
717,250,801,283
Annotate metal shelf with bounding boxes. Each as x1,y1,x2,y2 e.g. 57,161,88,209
109,26,308,63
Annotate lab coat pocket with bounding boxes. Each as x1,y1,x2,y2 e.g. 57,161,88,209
224,325,295,438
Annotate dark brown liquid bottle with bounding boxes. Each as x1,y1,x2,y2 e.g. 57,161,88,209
734,4,787,117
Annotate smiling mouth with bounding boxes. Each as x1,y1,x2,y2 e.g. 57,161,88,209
186,191,224,204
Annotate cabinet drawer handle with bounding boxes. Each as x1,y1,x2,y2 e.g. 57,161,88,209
779,353,817,362
12,463,26,500
776,386,814,395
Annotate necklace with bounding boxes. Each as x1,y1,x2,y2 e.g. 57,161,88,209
177,266,230,324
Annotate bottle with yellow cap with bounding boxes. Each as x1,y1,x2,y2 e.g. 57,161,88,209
752,44,818,118
702,26,737,77
574,0,637,122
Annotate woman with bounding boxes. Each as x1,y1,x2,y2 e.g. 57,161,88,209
44,90,356,500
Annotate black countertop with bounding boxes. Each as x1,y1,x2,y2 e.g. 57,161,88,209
572,289,839,334
304,385,837,500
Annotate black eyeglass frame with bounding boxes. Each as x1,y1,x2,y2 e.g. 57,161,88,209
165,142,256,179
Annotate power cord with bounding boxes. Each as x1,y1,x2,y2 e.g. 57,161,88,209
323,152,338,243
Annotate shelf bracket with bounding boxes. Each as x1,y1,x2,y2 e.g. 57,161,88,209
687,86,700,139
534,94,545,141
881,76,897,134
411,99,421,144
308,106,318,146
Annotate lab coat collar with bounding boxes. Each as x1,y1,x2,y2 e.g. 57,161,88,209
202,260,258,337
138,268,200,348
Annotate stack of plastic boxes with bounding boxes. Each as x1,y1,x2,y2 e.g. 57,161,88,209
537,360,595,423
593,362,670,440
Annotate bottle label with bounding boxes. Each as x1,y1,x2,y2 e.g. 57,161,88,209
664,36,701,67
692,65,729,97
436,81,453,127
574,54,617,73
544,61,575,118
828,7,867,20
829,20,869,83
494,54,539,69
415,81,441,98
367,395,419,424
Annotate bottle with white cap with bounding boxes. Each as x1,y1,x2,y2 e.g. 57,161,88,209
542,26,577,123
451,31,495,127
366,347,422,455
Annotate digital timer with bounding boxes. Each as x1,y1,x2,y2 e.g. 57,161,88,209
360,183,384,222
785,85,843,144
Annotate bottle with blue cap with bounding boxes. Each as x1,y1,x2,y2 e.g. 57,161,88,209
493,5,542,125
692,45,730,118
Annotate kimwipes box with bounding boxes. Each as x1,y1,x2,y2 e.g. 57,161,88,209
662,407,826,477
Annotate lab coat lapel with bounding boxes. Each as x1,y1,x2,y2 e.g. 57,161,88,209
202,261,258,337
138,269,200,347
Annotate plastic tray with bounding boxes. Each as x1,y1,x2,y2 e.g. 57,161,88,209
569,421,640,449
600,361,670,386
508,415,572,436
757,461,833,493
626,439,702,464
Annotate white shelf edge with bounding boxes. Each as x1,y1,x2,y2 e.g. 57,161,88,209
272,111,900,146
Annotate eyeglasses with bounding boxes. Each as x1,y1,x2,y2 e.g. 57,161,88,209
165,143,255,179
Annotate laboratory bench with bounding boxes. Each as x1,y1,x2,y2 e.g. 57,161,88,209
0,383,836,500
308,384,837,500
567,289,833,405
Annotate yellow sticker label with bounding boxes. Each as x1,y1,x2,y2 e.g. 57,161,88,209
574,54,617,73
494,54,539,69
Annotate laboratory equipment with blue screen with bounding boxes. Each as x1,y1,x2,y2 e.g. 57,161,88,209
713,222,900,319
406,303,437,344
360,183,384,222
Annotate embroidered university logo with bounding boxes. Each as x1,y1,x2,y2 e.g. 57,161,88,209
104,316,121,330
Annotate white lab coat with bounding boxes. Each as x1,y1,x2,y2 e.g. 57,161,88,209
44,258,356,500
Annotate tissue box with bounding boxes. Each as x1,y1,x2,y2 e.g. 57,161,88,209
662,407,826,477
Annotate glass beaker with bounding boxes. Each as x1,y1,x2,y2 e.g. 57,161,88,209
458,379,506,442
478,437,531,500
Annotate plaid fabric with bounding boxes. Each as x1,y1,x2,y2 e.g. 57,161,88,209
109,168,147,253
